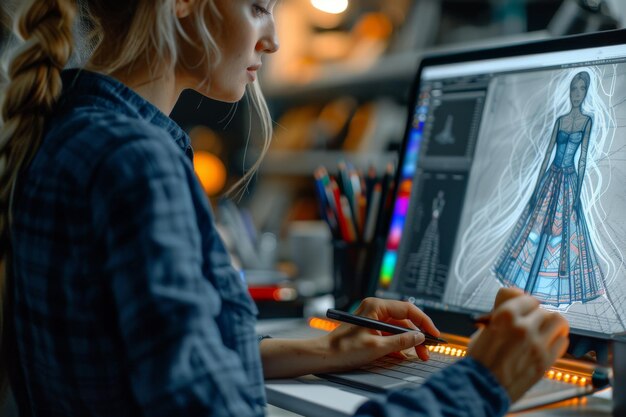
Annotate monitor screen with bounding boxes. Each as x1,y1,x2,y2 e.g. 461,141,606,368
377,34,626,336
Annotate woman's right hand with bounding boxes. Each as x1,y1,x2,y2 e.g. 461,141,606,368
467,288,570,403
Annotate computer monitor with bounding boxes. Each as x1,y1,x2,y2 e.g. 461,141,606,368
376,29,626,339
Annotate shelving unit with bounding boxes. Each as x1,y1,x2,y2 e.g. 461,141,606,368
260,150,397,176
265,51,420,107
264,30,551,107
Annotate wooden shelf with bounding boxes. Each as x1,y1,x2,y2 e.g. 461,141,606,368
259,150,398,176
265,51,420,105
264,31,551,105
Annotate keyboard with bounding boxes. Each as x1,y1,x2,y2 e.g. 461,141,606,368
321,350,593,412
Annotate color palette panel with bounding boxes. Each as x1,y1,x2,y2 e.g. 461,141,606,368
378,89,430,288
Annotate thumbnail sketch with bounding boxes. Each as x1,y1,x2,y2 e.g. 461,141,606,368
425,91,485,157
405,191,446,296
435,116,456,145
396,171,468,301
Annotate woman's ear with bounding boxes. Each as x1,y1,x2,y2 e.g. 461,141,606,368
175,0,196,18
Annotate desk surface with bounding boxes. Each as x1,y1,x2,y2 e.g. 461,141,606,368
259,319,614,417
266,377,613,417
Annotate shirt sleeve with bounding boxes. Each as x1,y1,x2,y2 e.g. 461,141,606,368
90,135,264,417
354,358,510,417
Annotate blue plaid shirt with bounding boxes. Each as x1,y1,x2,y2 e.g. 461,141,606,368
7,69,509,417
8,69,266,416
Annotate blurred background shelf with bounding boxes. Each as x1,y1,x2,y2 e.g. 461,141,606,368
265,51,421,105
259,150,397,176
265,31,555,105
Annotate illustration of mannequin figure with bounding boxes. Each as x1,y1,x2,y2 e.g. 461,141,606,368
408,191,446,295
435,115,456,145
493,71,605,305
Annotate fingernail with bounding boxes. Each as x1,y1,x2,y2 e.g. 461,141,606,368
414,332,425,345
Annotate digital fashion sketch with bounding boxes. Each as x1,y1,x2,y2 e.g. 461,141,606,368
447,65,625,333
493,72,605,305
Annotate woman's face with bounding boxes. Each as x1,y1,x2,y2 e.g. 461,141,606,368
570,77,588,108
179,0,279,102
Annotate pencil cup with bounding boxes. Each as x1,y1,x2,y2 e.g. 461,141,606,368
614,337,626,416
332,239,383,311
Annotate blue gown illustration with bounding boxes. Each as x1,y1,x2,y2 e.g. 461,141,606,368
494,71,605,305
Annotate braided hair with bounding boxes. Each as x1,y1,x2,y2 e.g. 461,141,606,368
0,0,76,401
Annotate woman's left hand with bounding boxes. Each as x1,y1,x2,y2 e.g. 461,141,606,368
260,297,440,379
320,297,440,373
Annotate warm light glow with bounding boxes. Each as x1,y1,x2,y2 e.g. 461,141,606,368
193,151,227,196
544,370,590,386
353,13,393,40
429,345,466,357
311,0,348,14
308,317,340,332
273,287,297,301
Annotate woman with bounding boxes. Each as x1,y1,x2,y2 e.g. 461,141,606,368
494,71,605,306
0,1,569,416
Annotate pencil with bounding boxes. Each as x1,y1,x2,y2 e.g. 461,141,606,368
339,195,357,242
331,180,351,242
364,183,382,243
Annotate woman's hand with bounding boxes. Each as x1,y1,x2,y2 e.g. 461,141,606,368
261,297,440,379
320,297,440,373
468,288,570,403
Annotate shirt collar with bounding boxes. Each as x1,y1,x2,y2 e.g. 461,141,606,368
59,69,192,156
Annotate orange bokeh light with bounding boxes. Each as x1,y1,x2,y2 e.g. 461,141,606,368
308,317,340,332
193,151,227,196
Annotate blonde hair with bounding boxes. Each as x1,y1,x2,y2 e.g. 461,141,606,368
0,0,273,401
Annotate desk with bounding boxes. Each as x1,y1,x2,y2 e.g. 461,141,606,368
266,377,613,417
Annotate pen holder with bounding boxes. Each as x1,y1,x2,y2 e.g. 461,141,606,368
332,239,383,311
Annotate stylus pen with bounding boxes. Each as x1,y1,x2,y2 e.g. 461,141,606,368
326,309,448,345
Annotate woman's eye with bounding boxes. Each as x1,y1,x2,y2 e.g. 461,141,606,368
253,4,270,16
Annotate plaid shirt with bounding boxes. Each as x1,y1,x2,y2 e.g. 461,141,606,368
8,69,266,417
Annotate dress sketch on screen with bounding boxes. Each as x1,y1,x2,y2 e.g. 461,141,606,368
405,191,446,296
435,115,455,145
493,71,605,306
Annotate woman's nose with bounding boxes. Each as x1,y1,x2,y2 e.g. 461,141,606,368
257,23,280,54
